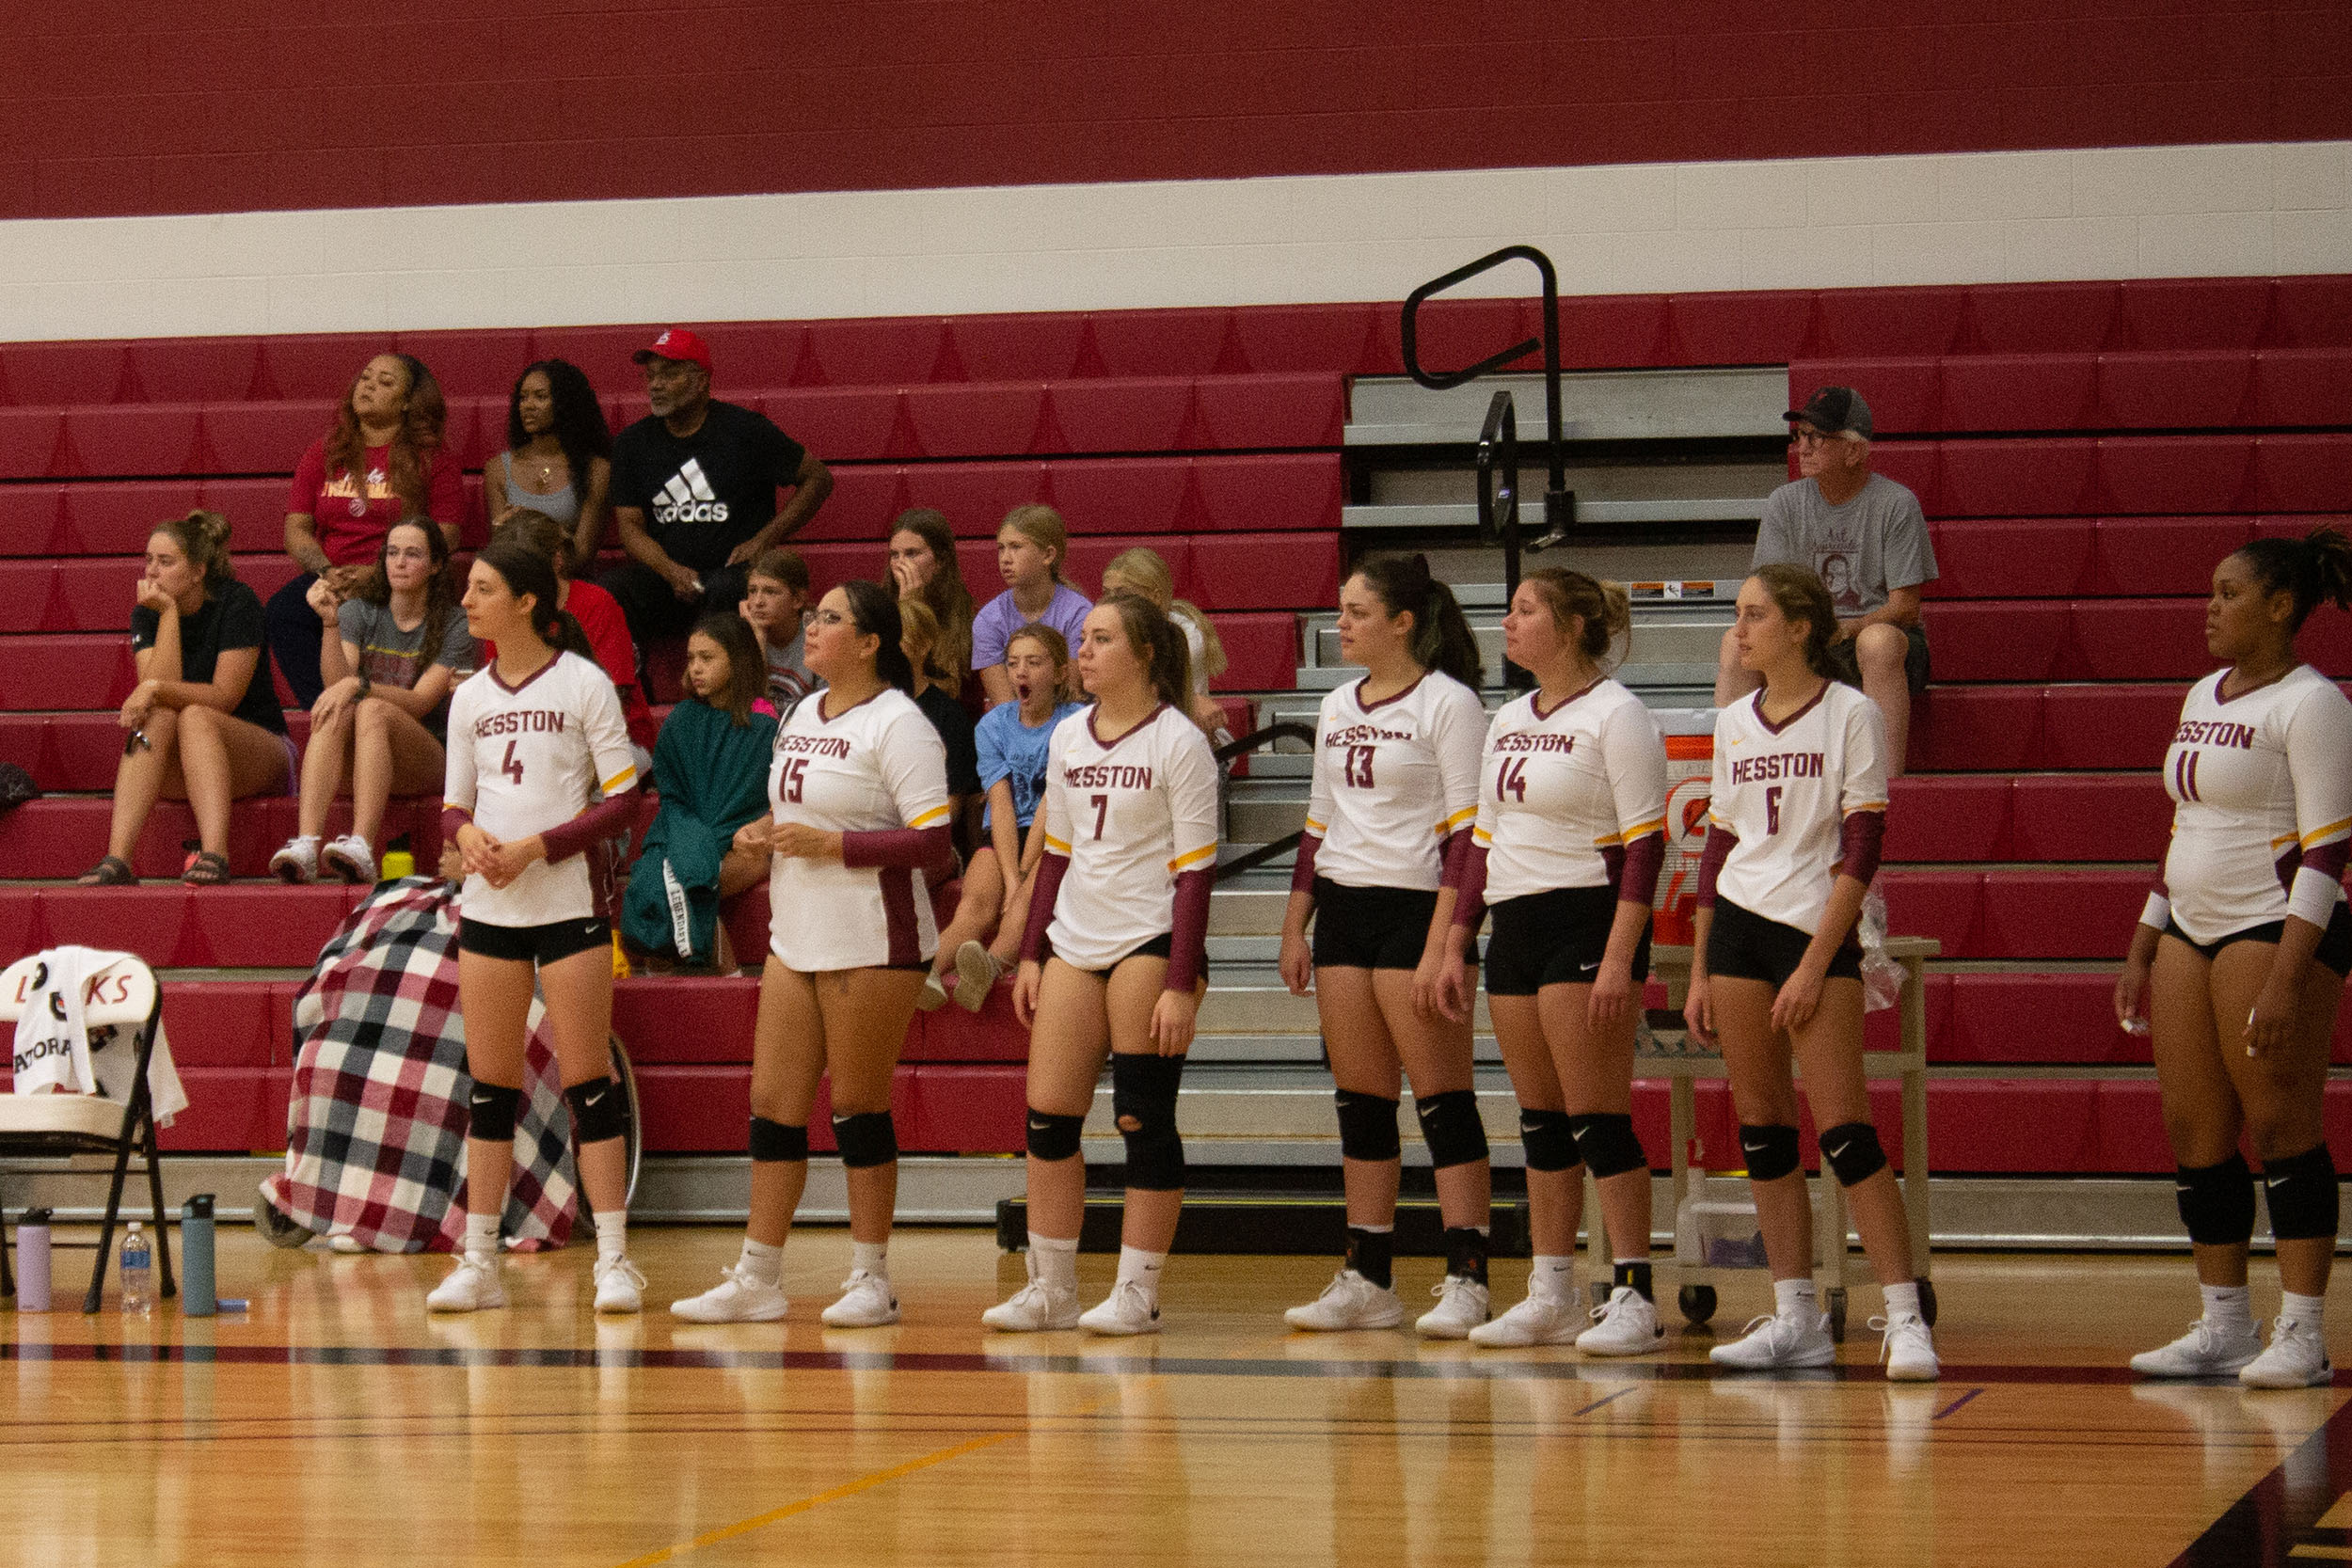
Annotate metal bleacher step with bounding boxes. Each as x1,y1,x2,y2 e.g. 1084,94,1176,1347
1343,367,1788,446
1343,497,1768,530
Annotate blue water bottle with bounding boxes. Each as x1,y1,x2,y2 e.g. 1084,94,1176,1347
180,1194,216,1318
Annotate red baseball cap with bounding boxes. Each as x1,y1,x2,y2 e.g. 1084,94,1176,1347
633,327,712,373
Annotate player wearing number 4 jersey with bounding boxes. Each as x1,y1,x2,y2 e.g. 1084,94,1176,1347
1279,556,1495,1338
433,542,644,1316
2117,528,2352,1389
1686,565,1936,1381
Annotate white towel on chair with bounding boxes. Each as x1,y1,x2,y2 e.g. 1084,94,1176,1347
89,1018,188,1128
11,946,104,1095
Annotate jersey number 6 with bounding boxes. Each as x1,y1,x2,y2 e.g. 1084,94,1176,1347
500,740,524,785
1765,784,1782,835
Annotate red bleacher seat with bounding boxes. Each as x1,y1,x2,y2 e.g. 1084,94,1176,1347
1937,437,2096,518
1667,289,1816,365
61,404,206,478
1049,456,1194,535
1904,686,2042,774
901,382,1045,459
0,408,62,480
947,313,1089,383
1406,299,1539,382
907,1063,1026,1151
906,984,1028,1060
2095,435,2254,513
791,463,904,541
2010,774,2171,863
1206,613,1299,690
613,976,758,1063
2085,516,2251,595
1883,777,2010,862
802,317,948,387
1198,372,1348,451
1930,1080,2102,1173
157,1068,288,1153
1924,519,2091,599
1937,354,2096,434
1191,533,1341,612
1046,377,1194,453
1978,871,2150,959
1089,309,1237,379
2,341,133,406
1064,535,1194,599
1878,871,1983,957
2270,277,2352,349
2038,684,2186,770
1788,359,1938,436
683,324,807,388
2116,277,2273,351
2256,436,2352,513
256,336,383,403
2066,598,2211,680
759,388,899,461
529,325,650,384
1548,294,1669,370
1231,303,1378,376
2095,352,2254,430
1194,452,1343,532
2093,1080,2174,1174
1816,287,1966,357
1939,974,2137,1066
0,635,134,710
2252,350,2352,427
1916,600,2068,681
200,401,334,475
394,327,538,402
632,1063,922,1152
162,979,290,1069
1966,281,2119,355
124,340,262,405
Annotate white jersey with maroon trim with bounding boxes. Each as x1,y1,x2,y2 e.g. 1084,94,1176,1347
1041,704,1220,971
767,687,952,972
1472,676,1668,905
1707,679,1887,935
445,651,637,927
2160,665,2352,942
1304,671,1486,892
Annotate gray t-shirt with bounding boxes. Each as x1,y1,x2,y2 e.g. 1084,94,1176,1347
1751,472,1937,618
764,628,817,705
337,600,479,735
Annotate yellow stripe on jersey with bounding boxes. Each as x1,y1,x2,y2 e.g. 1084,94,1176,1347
1168,843,1218,873
907,805,951,829
1844,801,1888,816
2272,832,2299,850
2301,816,2352,847
1592,831,1622,847
1441,805,1477,832
1043,833,1072,855
1471,826,1494,847
600,766,637,794
1621,816,1667,841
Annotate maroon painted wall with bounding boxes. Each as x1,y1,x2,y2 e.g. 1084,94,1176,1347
4,2,2346,221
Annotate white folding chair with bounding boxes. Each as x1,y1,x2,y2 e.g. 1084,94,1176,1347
0,951,178,1312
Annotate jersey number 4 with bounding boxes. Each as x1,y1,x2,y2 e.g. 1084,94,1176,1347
1343,745,1376,789
499,740,524,785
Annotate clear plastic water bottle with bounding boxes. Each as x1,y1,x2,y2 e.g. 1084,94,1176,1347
119,1221,152,1316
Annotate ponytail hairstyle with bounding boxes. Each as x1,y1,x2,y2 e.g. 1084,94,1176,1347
151,509,236,594
2233,525,2352,635
1096,592,1191,712
999,503,1069,582
325,353,445,516
489,507,578,580
354,516,459,676
473,537,590,658
838,578,916,695
891,508,974,679
1749,563,1838,679
1104,546,1228,689
1352,552,1484,689
898,594,943,691
1519,566,1632,673
1005,621,1074,704
689,611,768,726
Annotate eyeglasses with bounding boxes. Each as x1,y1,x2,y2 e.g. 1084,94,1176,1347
1788,429,1839,448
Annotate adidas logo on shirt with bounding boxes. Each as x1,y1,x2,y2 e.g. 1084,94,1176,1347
652,459,728,527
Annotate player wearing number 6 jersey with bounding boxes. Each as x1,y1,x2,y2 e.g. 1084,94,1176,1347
1278,556,1494,1338
986,594,1220,1337
2116,528,2352,1389
671,580,953,1331
1434,569,1672,1354
432,540,645,1316
1686,565,1936,1380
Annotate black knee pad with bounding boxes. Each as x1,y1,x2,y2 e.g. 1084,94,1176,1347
1518,1108,1580,1173
1111,1053,1185,1191
2174,1152,2255,1243
2262,1144,2340,1242
1739,1123,1801,1182
1820,1121,1886,1187
1416,1088,1489,1170
467,1081,521,1144
564,1076,627,1145
831,1110,898,1169
1334,1090,1401,1163
749,1116,809,1163
1567,1112,1647,1180
1025,1107,1085,1163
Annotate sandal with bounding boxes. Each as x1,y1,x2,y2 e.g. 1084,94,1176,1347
182,849,232,886
76,855,137,887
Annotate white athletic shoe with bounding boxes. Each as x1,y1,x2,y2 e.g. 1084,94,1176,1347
1284,1269,1405,1332
321,832,374,884
821,1270,901,1327
268,835,320,885
1578,1286,1666,1356
1873,1312,1940,1382
1467,1289,1581,1348
593,1255,646,1314
670,1265,789,1323
915,973,949,1011
425,1255,506,1313
1708,1310,1836,1370
953,942,1006,1012
2131,1317,2264,1378
2241,1314,2334,1388
1078,1279,1162,1337
982,1271,1081,1333
1416,1275,1491,1340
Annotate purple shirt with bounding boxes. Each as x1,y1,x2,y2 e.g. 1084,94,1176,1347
971,582,1093,671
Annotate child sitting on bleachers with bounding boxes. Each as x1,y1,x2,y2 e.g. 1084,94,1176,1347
972,504,1091,708
1102,546,1232,743
739,546,816,705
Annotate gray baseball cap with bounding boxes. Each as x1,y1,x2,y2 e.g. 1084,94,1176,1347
1785,385,1872,438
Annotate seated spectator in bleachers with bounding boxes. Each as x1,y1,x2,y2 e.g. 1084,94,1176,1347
888,508,977,698
1715,386,1937,777
82,512,292,887
921,622,1083,1012
622,613,779,972
739,546,817,705
483,359,614,569
267,354,464,707
491,510,657,757
602,327,833,663
1101,546,1232,742
973,504,1091,707
268,519,477,885
899,597,983,844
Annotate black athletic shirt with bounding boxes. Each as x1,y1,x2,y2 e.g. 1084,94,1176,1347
130,578,287,734
610,400,808,572
914,683,982,798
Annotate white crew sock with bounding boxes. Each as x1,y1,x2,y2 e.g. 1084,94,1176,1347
595,1211,627,1265
465,1212,500,1263
1030,1233,1078,1290
2201,1283,2253,1327
850,1240,889,1277
1882,1280,1923,1320
1773,1277,1820,1320
1117,1244,1167,1300
739,1238,784,1287
1526,1255,1575,1303
2282,1290,2328,1332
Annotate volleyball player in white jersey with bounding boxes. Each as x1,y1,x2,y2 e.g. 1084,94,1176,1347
985,594,1220,1336
1431,569,1674,1353
1685,564,1937,1380
430,540,645,1314
2116,528,2352,1388
1278,555,1493,1338
671,580,953,1329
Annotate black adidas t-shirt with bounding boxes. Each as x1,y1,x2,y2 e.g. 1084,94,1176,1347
611,400,808,572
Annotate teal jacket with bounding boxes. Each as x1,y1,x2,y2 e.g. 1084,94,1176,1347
622,699,778,961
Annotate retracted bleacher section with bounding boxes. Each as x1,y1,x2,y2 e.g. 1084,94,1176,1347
2,278,2347,1182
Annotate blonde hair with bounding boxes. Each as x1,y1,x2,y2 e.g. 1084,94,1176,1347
1103,546,1226,686
1004,621,1074,703
1520,568,1631,672
999,503,1069,582
151,509,237,591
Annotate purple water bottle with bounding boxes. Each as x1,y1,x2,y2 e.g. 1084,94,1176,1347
16,1208,52,1313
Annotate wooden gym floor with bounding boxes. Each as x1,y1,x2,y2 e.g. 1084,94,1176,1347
4,1227,2347,1567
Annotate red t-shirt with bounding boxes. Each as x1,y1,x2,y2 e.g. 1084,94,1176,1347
481,578,656,752
288,436,467,566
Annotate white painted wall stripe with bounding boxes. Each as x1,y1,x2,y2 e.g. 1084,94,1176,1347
0,142,2344,342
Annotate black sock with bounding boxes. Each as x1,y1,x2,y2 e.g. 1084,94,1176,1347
1444,1226,1489,1286
1345,1227,1393,1290
1613,1259,1654,1302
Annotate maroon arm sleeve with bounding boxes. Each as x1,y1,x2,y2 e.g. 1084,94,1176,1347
1618,830,1666,908
1694,825,1738,908
1837,809,1886,885
538,790,640,864
1019,851,1071,963
841,824,954,871
1442,832,1488,933
1165,867,1215,993
1289,831,1322,895
2303,837,2350,884
441,805,473,842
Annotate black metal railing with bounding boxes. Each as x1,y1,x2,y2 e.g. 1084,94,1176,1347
1211,721,1314,882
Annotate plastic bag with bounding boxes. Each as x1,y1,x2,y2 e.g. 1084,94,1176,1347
1858,887,1902,1014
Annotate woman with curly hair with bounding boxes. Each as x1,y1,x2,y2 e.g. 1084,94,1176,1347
484,358,615,569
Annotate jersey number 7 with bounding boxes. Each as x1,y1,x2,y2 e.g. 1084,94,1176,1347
1090,793,1109,840
500,740,524,785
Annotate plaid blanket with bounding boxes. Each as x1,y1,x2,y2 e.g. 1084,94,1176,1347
259,878,578,1254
